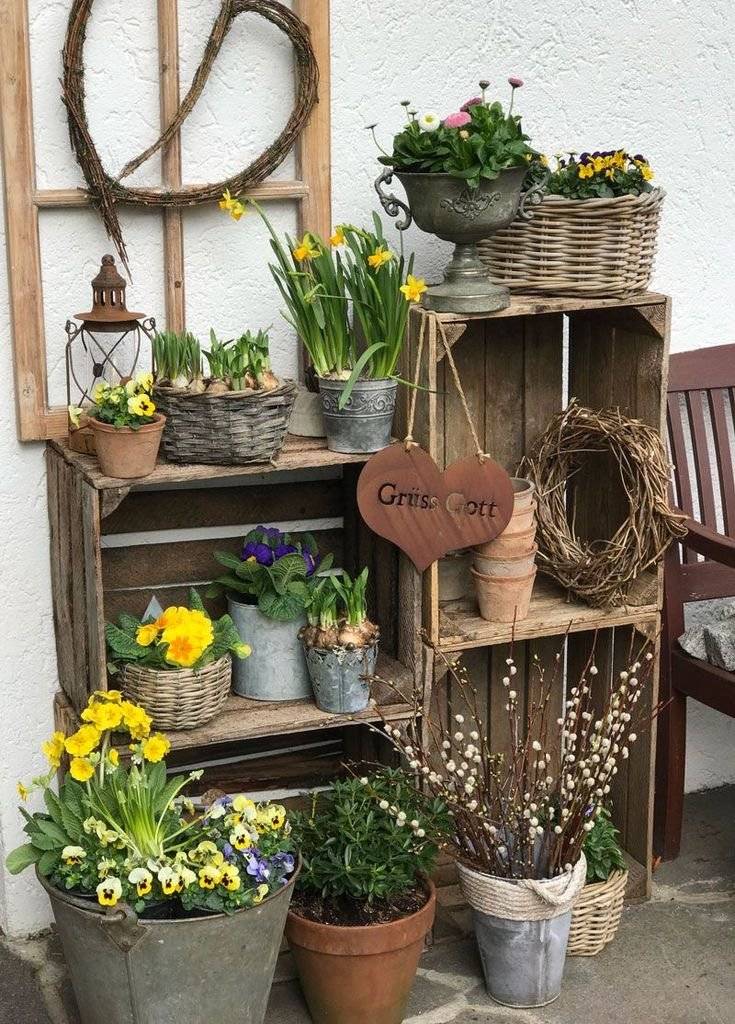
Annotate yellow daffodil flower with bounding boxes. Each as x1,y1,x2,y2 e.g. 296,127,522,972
62,846,87,865
198,863,222,890
219,189,235,212
330,226,345,247
252,883,269,905
16,782,29,801
136,623,159,647
367,245,393,270
69,757,95,783
129,867,153,897
65,725,101,758
128,393,156,418
142,733,171,764
399,274,428,303
96,877,122,907
292,234,320,261
42,731,66,769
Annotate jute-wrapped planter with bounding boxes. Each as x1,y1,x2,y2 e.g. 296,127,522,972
479,190,664,297
154,380,297,464
120,654,232,730
567,868,628,957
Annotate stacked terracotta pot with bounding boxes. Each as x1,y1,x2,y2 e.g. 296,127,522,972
471,479,537,622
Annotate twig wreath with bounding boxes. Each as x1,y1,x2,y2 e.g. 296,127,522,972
522,401,686,608
61,0,319,273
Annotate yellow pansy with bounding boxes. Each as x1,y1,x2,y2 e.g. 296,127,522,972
640,164,654,181
82,701,123,731
92,381,110,404
129,867,153,897
99,828,121,847
292,234,320,262
83,816,103,835
97,857,116,878
69,757,95,783
135,371,154,392
252,883,269,905
42,731,66,768
68,405,83,428
189,840,219,863
62,846,86,865
399,274,427,303
128,393,156,418
16,782,29,801
198,863,222,889
142,733,171,764
220,864,241,892
65,725,101,758
107,748,120,767
96,877,122,907
330,226,345,247
367,245,393,270
256,803,287,833
158,865,180,895
578,163,594,180
229,825,254,851
232,795,257,822
178,865,197,890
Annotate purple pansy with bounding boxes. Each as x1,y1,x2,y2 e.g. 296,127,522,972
244,852,272,884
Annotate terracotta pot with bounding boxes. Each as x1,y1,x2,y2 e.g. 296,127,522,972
510,477,535,511
89,415,165,479
474,524,536,559
471,566,537,623
286,880,436,1024
473,544,538,578
501,501,537,536
439,551,472,602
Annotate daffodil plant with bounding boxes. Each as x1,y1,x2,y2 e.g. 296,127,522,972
7,691,295,917
524,150,655,200
106,589,250,671
69,372,157,431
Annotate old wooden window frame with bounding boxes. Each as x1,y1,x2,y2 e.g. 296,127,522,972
0,0,331,441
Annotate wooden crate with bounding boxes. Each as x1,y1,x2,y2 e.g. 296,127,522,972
47,433,419,791
397,292,670,899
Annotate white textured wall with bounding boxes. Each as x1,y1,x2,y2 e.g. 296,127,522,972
1,0,735,936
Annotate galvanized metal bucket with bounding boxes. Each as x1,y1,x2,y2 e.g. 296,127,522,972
302,641,378,713
38,863,299,1024
318,377,397,454
228,598,311,701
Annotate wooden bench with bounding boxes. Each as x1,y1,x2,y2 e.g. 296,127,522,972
655,343,735,859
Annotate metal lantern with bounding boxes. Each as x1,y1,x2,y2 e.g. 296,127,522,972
65,254,155,448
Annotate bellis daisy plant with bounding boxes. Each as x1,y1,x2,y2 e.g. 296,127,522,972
7,691,296,917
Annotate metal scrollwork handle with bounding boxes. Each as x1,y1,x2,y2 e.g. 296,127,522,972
374,169,412,231
518,166,551,220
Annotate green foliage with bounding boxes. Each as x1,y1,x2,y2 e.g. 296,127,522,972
152,330,203,385
290,770,451,903
584,807,627,883
204,328,274,389
380,100,534,191
525,150,655,200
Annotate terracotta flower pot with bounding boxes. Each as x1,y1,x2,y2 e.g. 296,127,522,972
471,566,537,623
473,544,538,578
286,880,436,1024
510,476,535,511
474,524,537,559
89,415,165,479
501,501,537,536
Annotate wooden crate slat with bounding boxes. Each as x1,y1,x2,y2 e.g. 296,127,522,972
430,292,668,324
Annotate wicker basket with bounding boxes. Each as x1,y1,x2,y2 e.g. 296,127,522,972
479,190,664,297
567,869,628,956
120,654,232,731
154,380,297,464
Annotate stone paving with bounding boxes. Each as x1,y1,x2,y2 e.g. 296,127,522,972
2,785,734,1024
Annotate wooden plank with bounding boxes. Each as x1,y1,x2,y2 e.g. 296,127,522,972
0,0,48,440
431,292,668,324
438,574,659,653
623,628,659,884
685,390,717,530
294,0,331,240
709,388,735,534
157,0,186,332
484,319,525,471
668,342,735,391
522,313,564,452
82,483,106,695
104,584,225,624
33,181,311,208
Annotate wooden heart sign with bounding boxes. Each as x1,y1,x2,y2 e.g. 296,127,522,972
357,443,515,571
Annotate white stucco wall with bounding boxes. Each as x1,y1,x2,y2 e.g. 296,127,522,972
1,0,734,936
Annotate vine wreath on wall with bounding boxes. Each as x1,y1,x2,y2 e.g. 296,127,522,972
62,0,319,272
523,401,686,608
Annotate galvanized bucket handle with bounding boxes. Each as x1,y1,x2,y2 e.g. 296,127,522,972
374,169,412,231
518,166,551,220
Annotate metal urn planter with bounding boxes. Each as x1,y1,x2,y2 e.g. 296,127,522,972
376,168,541,314
39,863,299,1024
228,598,312,701
302,640,378,714
318,377,397,454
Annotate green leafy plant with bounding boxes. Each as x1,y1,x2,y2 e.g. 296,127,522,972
375,79,535,191
301,568,378,649
152,330,203,388
583,807,627,883
525,150,655,200
290,770,450,906
203,328,279,391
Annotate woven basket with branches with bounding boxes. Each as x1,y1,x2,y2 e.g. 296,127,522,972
568,868,628,956
479,190,664,297
121,654,232,731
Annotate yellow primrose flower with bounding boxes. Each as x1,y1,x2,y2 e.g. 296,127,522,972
229,825,254,851
42,731,66,769
16,782,29,801
234,642,252,658
367,245,393,270
292,234,320,261
142,733,171,764
62,846,86,865
128,393,156,418
107,748,120,767
399,274,428,303
198,863,222,890
82,700,123,731
93,690,122,703
97,857,116,878
121,702,152,740
252,883,269,905
155,606,188,630
65,724,101,758
163,631,206,668
136,623,159,647
219,864,241,892
69,757,95,783
97,877,122,907
129,867,153,897
330,226,345,247
232,795,257,822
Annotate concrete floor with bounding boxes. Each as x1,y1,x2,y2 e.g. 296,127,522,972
2,786,734,1024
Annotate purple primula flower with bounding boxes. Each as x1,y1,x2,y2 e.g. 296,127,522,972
241,542,274,565
274,543,298,560
302,551,317,577
262,526,283,540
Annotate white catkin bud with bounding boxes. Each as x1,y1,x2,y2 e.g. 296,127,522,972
392,728,401,738
645,651,653,661
509,690,517,700
474,754,482,763
379,800,389,809
383,724,392,734
410,820,419,829
532,740,542,751
409,760,419,769
557,717,564,725
502,676,510,686
442,740,451,750
510,665,517,675
583,820,595,832
505,657,514,665
590,665,598,675
454,732,464,742
455,714,464,724
554,825,562,834
629,733,637,743
546,776,554,785
360,777,368,785
416,828,425,838
470,731,479,741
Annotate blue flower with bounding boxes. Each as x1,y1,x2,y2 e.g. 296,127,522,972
274,543,298,560
242,541,274,565
244,852,272,884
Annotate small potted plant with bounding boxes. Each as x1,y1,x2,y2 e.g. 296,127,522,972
299,568,380,714
152,326,297,464
480,149,663,296
210,527,332,702
373,78,538,313
379,642,654,1007
6,691,298,1024
106,588,249,730
567,806,629,956
221,197,425,454
70,372,165,479
286,769,450,1024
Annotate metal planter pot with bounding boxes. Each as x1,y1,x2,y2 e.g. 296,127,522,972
228,598,311,701
302,641,378,713
38,864,299,1024
318,377,397,454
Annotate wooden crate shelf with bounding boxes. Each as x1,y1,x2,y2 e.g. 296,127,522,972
437,573,659,653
